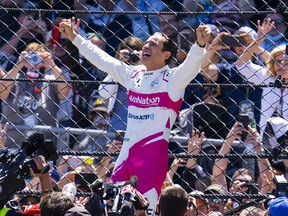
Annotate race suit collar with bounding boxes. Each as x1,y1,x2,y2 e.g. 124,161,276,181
145,65,169,74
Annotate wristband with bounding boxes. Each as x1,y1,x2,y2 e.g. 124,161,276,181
196,40,206,48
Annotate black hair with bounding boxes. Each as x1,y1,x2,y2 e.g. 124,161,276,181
39,192,74,216
159,185,188,216
154,32,177,65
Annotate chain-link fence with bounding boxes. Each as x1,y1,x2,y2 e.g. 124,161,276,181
1,0,288,215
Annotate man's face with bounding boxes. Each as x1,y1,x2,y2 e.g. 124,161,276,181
159,14,179,37
229,174,254,196
117,49,131,63
207,197,226,213
141,33,171,70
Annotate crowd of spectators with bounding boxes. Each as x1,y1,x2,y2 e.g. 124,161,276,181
1,0,288,216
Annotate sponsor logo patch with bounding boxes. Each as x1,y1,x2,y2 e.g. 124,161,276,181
129,95,160,106
128,113,155,120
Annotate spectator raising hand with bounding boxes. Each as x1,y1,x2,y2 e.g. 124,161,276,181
0,42,70,149
236,18,274,66
244,125,271,195
29,155,53,193
213,122,245,190
175,130,207,193
167,158,188,185
95,140,122,180
236,18,288,141
186,130,205,169
256,18,275,43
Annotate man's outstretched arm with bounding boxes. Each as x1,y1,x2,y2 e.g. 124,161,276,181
59,17,130,86
169,23,210,98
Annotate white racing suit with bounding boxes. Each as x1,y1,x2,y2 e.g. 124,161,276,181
73,35,205,214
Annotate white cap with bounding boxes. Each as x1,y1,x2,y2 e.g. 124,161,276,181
267,117,288,139
62,183,77,202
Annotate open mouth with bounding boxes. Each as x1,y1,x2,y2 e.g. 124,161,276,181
142,52,151,57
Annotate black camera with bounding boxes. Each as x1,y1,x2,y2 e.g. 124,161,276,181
221,35,245,47
104,182,135,216
272,175,288,197
0,132,58,207
104,177,142,216
241,181,259,194
104,183,121,201
264,175,288,209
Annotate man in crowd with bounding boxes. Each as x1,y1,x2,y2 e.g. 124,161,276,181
156,185,188,216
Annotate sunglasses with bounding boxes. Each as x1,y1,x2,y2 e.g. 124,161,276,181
206,198,227,204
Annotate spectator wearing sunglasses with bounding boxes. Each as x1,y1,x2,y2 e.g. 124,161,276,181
188,190,209,216
212,121,271,210
204,184,227,213
236,19,288,142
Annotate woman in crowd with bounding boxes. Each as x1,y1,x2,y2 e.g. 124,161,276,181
0,42,70,148
236,18,288,142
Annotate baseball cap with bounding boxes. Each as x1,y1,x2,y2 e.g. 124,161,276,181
269,197,288,216
204,184,227,204
64,206,91,216
267,117,288,145
204,184,227,195
90,98,109,113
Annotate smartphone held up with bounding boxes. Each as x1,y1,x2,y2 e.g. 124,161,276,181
221,35,245,47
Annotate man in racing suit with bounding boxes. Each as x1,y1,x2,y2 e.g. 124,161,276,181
59,17,210,214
